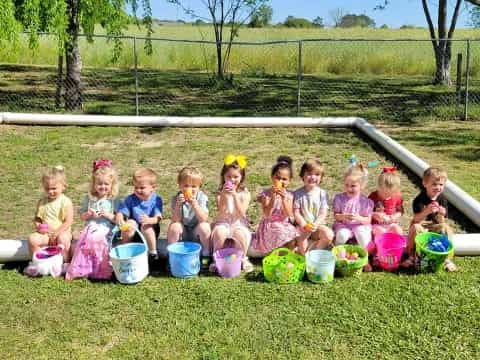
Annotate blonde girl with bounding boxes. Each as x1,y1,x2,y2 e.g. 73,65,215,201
368,167,404,240
333,164,374,255
66,160,121,280
293,159,334,255
210,155,253,273
28,166,74,262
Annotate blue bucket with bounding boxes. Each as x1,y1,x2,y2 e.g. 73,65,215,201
167,241,201,278
109,227,149,284
306,250,335,283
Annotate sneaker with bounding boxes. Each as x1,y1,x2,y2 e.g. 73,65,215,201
148,254,159,271
201,256,212,271
444,259,458,272
242,258,254,273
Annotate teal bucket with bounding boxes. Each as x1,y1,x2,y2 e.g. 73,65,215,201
109,227,148,284
306,250,335,283
167,242,201,278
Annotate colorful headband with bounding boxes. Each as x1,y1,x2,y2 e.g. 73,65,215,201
382,167,397,173
224,154,247,169
93,159,112,172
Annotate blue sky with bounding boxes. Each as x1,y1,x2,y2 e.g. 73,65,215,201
154,0,472,28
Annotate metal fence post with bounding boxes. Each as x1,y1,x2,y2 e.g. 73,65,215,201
297,40,303,116
464,39,471,121
134,36,139,116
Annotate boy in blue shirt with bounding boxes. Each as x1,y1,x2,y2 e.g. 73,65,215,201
116,168,163,266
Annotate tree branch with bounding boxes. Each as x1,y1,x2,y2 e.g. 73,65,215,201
422,0,438,49
448,0,462,39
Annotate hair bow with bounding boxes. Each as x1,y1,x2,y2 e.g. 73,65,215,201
224,154,247,169
93,159,112,172
382,167,397,173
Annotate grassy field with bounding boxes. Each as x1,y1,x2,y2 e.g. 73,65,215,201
0,123,479,358
2,26,480,76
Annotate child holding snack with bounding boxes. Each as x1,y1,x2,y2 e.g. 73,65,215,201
115,168,163,268
406,166,457,271
251,156,298,255
66,159,121,280
210,155,253,273
333,164,374,269
368,167,404,239
167,167,212,267
27,165,74,263
293,159,333,255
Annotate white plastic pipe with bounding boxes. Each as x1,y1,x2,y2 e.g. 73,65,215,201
0,112,357,128
451,234,480,256
0,240,30,262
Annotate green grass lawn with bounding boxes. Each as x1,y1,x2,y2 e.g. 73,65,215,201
0,124,479,358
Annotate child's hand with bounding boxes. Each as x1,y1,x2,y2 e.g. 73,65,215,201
350,213,363,223
97,209,112,220
139,214,156,225
87,208,98,218
426,202,437,214
437,205,446,216
274,187,287,198
177,193,186,204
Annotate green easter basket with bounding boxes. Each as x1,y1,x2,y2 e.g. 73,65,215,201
415,232,453,273
263,248,306,284
332,245,368,277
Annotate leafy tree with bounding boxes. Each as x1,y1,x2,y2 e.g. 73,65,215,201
339,14,376,28
1,0,153,111
376,1,467,85
329,7,346,27
169,0,269,81
313,16,325,28
380,24,389,29
468,4,480,27
283,16,314,28
248,4,272,28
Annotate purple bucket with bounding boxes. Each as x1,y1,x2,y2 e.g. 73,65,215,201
214,248,243,278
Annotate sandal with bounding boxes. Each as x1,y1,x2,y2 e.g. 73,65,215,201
444,259,458,272
242,258,254,273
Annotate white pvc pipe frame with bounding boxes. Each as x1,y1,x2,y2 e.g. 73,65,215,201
0,112,478,258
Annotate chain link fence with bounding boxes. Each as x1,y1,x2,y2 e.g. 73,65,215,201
0,33,479,122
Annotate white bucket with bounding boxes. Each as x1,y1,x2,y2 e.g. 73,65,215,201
109,227,148,284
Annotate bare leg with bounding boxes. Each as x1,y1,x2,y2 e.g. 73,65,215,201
194,222,212,257
167,222,183,245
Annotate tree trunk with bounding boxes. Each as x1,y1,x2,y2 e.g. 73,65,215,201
216,41,223,80
64,0,82,112
434,40,452,85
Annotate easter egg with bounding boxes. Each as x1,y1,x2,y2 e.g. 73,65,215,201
304,223,314,232
38,223,49,232
352,252,359,259
230,254,236,260
183,188,193,201
226,180,233,190
273,180,282,190
287,262,294,269
120,223,130,232
338,249,346,259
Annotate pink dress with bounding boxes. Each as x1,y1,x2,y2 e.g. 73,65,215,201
252,189,299,253
332,193,374,233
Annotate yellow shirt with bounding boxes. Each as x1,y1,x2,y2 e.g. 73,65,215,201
35,194,72,231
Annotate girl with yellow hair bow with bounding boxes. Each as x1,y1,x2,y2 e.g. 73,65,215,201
210,155,254,273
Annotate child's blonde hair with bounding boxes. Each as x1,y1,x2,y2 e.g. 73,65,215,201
378,170,401,193
345,164,368,188
423,167,447,182
42,165,67,188
90,166,119,197
178,167,203,186
299,159,324,180
133,168,157,185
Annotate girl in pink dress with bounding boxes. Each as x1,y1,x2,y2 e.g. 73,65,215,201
333,164,374,258
251,156,299,256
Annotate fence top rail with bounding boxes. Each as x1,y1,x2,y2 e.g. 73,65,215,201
27,32,480,45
